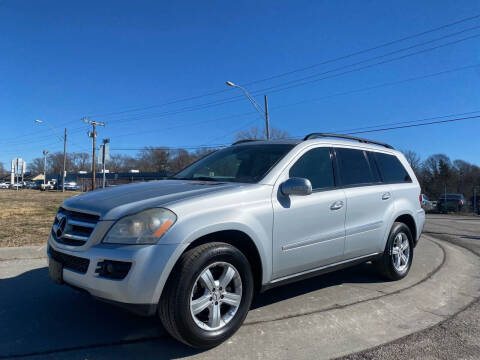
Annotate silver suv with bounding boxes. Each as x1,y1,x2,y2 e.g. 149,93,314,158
47,133,425,348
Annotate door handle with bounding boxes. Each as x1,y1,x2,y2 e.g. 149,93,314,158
330,200,344,210
382,192,391,200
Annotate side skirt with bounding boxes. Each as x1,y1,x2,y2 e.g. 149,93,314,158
260,253,382,293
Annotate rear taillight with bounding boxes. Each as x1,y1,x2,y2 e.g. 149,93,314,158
419,193,422,205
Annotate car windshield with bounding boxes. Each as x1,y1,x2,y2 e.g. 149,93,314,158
173,144,294,183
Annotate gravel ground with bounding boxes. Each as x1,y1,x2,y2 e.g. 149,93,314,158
341,214,480,360
0,189,78,247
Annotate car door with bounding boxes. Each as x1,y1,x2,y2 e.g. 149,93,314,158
334,148,395,258
272,146,346,279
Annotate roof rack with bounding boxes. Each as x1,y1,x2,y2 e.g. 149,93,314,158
303,133,394,149
232,139,261,145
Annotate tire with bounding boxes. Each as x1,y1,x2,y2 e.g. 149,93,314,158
158,242,254,349
375,222,414,281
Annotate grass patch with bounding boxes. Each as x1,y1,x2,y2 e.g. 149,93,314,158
0,189,80,247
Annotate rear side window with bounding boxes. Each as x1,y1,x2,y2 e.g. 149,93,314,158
374,153,412,183
335,148,374,186
289,147,335,190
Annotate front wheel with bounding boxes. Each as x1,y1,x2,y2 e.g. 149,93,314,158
375,222,413,281
158,242,254,349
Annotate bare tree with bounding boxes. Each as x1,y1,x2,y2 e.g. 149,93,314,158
135,147,171,172
107,154,137,173
71,153,90,172
235,126,289,141
401,150,421,174
29,158,45,175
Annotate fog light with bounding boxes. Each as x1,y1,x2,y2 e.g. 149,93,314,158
95,260,132,279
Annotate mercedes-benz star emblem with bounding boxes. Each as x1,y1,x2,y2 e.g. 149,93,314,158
56,216,67,238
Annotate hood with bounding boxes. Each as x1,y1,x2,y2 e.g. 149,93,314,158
61,180,243,220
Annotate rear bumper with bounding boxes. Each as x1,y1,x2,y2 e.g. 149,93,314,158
415,209,425,246
47,236,188,314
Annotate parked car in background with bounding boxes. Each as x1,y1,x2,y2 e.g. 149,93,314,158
60,181,79,191
437,193,465,213
41,181,56,191
0,182,10,189
24,182,40,190
420,194,434,212
470,195,480,215
10,182,24,190
48,133,425,348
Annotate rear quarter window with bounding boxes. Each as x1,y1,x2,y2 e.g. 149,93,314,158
335,148,375,186
374,153,412,183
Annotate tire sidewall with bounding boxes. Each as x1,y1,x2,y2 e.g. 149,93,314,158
174,244,254,348
386,223,414,279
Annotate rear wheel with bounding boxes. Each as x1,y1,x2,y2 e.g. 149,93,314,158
158,242,254,349
375,222,413,281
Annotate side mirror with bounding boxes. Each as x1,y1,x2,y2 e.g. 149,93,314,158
280,177,312,196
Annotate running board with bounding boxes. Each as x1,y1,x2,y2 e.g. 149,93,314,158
261,253,382,292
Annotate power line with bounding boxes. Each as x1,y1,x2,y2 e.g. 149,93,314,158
84,14,480,120
109,112,480,151
256,33,480,95
98,63,480,140
101,31,480,127
345,115,480,135
4,14,479,145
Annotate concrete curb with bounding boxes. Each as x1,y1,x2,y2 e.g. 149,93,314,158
0,245,47,261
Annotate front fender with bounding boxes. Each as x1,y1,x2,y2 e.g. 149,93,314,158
151,206,273,304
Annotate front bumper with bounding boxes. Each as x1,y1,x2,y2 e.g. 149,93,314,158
47,235,187,316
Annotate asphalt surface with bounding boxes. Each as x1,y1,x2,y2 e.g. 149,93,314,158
342,214,480,360
0,214,479,359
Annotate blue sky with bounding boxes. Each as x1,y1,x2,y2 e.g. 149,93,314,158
0,0,479,169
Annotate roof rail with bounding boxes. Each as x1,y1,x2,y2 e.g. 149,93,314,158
303,133,394,149
232,139,261,145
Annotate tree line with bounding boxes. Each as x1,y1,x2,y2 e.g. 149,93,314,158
4,126,479,201
403,150,480,201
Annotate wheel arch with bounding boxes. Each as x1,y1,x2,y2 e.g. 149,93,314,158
183,230,264,293
393,213,417,246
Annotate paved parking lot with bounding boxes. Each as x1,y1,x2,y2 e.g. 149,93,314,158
0,215,479,359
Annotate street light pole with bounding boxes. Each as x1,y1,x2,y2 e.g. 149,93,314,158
264,95,270,141
42,150,49,186
101,138,110,189
226,81,270,140
62,128,67,192
35,120,67,191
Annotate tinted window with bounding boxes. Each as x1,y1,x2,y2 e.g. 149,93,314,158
174,144,294,183
289,147,335,190
374,153,412,183
336,148,374,186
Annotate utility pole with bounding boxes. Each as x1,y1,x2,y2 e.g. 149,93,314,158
42,150,49,186
83,117,105,191
62,128,67,192
101,138,110,188
264,95,270,140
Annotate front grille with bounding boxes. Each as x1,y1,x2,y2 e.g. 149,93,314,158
49,247,90,274
52,207,99,246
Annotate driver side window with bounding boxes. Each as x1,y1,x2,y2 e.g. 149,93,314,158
289,147,335,190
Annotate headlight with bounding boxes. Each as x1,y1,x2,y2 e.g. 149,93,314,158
103,208,177,245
